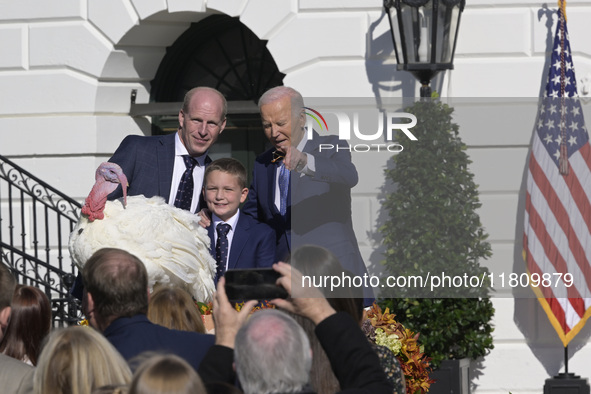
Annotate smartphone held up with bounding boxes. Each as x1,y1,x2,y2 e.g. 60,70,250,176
224,268,289,303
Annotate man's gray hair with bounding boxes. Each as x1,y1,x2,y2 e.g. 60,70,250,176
258,86,305,112
234,309,312,394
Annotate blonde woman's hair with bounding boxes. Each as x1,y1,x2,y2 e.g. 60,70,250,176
129,354,206,394
34,326,132,394
147,285,205,333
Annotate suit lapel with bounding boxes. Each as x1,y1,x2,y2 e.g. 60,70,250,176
158,133,176,198
303,130,321,155
207,223,215,257
196,155,212,213
267,159,280,215
228,214,250,269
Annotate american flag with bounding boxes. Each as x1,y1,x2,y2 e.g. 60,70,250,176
524,8,591,346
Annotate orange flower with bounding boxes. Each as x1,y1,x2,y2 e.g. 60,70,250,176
365,302,434,394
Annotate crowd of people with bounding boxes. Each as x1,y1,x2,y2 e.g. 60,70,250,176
0,85,404,393
1,246,402,394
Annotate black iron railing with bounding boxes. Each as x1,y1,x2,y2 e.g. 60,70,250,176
0,154,82,326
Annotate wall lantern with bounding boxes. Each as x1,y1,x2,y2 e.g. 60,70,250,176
384,0,465,97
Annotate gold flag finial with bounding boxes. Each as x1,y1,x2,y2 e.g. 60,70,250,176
559,0,567,21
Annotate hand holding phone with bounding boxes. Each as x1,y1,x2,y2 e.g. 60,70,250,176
224,268,289,303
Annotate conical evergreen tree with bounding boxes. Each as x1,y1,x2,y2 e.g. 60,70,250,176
380,99,494,367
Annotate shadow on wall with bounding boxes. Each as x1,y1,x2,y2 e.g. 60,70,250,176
365,9,416,108
537,5,556,98
366,156,396,280
362,9,451,279
365,9,447,107
364,9,415,276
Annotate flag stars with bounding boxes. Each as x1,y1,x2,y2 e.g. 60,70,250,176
555,135,563,145
569,121,578,132
539,12,588,166
561,106,569,116
568,135,578,146
544,134,554,144
546,119,555,130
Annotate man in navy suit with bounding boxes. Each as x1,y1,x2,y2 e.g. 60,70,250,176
203,158,276,283
70,86,226,299
108,86,227,213
242,87,372,303
82,247,214,371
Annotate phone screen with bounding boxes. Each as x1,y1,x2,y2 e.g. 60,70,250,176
224,268,289,302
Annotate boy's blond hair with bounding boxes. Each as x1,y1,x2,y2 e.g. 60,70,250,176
203,158,248,189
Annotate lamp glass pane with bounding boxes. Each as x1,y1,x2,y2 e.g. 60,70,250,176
386,7,404,64
400,3,434,64
436,2,460,63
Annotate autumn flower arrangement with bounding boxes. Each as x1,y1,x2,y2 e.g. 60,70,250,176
196,301,213,316
362,302,434,394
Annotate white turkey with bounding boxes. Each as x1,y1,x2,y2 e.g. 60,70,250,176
68,162,216,303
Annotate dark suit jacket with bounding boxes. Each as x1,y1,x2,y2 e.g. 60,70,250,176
242,132,368,279
107,133,208,210
0,354,34,394
207,212,276,274
198,312,393,393
104,314,215,372
70,133,208,300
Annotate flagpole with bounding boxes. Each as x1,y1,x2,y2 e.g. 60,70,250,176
564,345,569,375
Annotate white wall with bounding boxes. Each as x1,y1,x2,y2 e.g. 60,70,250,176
2,0,591,392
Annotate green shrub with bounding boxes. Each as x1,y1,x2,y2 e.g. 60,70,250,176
380,99,495,367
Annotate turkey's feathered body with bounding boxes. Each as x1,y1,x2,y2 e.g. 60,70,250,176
69,195,216,302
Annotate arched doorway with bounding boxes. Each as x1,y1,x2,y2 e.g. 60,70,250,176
149,14,285,176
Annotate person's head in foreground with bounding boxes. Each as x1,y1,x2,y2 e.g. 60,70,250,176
234,309,312,394
34,326,132,394
82,247,149,331
129,354,206,394
147,285,205,333
0,284,52,365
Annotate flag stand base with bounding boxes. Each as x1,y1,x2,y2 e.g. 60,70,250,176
544,373,590,394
